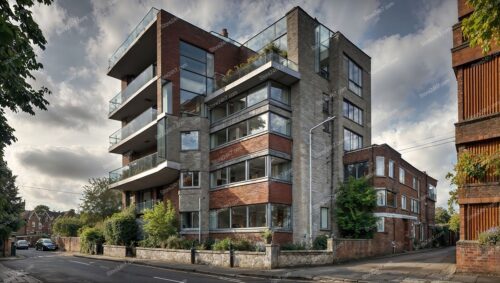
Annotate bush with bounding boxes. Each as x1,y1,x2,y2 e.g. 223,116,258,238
280,242,307,251
164,236,192,249
80,226,104,254
103,207,138,246
478,227,500,245
313,235,328,250
212,238,255,251
53,216,82,237
142,201,177,247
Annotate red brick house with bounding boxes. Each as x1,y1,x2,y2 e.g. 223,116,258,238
16,210,63,237
343,144,437,253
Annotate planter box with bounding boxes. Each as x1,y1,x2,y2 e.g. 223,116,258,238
103,245,127,258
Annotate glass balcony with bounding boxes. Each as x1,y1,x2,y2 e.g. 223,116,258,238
136,199,160,214
109,108,157,147
214,52,298,90
108,8,158,70
109,152,165,184
109,64,157,114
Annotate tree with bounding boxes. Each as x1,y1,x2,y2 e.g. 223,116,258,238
336,177,377,239
461,0,500,54
435,207,451,224
449,213,460,233
0,158,24,253
52,216,82,237
0,0,53,154
80,178,121,226
34,204,49,215
103,206,138,246
142,201,177,247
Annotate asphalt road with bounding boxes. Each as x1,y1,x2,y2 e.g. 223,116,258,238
3,249,288,283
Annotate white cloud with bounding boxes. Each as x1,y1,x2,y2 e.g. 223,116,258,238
32,0,86,40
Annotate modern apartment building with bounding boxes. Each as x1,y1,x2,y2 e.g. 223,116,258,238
107,6,371,244
344,144,437,253
452,0,500,273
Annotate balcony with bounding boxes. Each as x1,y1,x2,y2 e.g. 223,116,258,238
109,152,180,191
205,52,300,105
107,8,158,79
109,64,157,121
135,199,160,214
109,108,158,154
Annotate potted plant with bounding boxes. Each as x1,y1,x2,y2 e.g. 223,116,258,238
261,229,273,244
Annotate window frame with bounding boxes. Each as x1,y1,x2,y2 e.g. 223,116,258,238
181,131,199,151
376,189,386,206
343,128,363,151
180,211,199,229
401,195,407,210
376,217,384,232
320,207,329,230
388,160,394,178
180,171,200,189
346,56,362,96
376,156,385,176
399,167,405,184
342,99,363,125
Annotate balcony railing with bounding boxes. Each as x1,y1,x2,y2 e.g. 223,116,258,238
109,64,157,114
108,7,158,70
214,52,298,90
109,152,165,184
136,199,160,213
428,191,437,200
109,108,157,147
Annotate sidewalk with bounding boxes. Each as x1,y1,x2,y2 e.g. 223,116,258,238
72,247,500,282
0,262,41,283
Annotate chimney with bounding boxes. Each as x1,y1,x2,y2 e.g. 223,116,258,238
222,28,228,38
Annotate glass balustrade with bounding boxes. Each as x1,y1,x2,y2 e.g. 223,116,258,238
109,152,165,184
136,199,160,213
109,108,157,147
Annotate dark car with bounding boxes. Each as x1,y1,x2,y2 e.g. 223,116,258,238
35,238,57,251
15,240,29,249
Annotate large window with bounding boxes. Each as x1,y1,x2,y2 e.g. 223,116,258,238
271,204,291,229
346,56,362,96
210,112,289,149
376,189,396,207
344,161,368,180
210,208,230,229
209,204,268,229
315,24,333,78
210,82,290,123
210,155,292,188
179,41,214,116
181,131,199,150
344,128,363,151
343,100,363,125
376,156,385,176
180,171,200,188
231,206,247,228
181,212,199,229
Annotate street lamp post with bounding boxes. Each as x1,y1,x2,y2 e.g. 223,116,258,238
309,116,336,244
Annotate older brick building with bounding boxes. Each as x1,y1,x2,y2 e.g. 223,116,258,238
107,6,372,244
452,0,500,273
344,144,437,252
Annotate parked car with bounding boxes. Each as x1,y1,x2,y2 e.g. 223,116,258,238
35,238,57,251
15,240,29,250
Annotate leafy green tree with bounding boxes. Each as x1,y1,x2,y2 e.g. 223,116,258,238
103,206,138,246
448,213,460,233
34,204,49,215
0,158,24,252
142,201,177,247
52,216,82,237
80,178,121,226
0,0,53,154
461,0,500,53
335,177,377,238
435,207,451,224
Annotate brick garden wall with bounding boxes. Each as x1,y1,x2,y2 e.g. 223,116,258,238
55,237,80,252
456,241,500,274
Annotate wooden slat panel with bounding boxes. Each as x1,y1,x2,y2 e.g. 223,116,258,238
463,203,500,240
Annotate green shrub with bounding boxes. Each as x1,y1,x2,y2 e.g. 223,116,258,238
280,242,307,251
261,229,273,244
212,238,255,251
142,201,177,247
478,227,500,245
103,206,138,246
164,236,192,249
313,235,328,250
212,238,231,251
196,239,214,250
80,227,104,254
53,216,82,237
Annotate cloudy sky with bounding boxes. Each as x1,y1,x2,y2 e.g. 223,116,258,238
5,0,458,212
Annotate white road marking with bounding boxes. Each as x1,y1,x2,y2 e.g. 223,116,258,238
69,260,91,266
215,276,245,283
153,277,186,283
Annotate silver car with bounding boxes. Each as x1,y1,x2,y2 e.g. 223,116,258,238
16,240,29,249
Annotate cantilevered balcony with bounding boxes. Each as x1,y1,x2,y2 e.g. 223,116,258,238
109,108,158,154
109,152,180,191
205,52,300,105
107,7,158,79
109,64,157,121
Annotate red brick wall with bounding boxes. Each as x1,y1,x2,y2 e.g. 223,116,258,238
210,181,292,209
333,237,393,263
456,241,500,274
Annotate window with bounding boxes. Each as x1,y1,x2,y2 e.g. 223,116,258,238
248,157,266,179
270,157,292,181
387,191,397,207
388,160,394,178
211,104,226,123
228,95,246,115
209,204,268,230
343,128,363,151
347,56,362,96
181,212,199,229
411,199,420,213
180,70,206,95
32,222,35,228
343,100,363,125
210,168,227,187
376,217,384,232
162,82,173,114
228,121,247,142
270,113,291,136
413,177,417,190
270,82,290,105
231,206,247,228
212,208,230,229
376,156,385,176
428,184,436,200
399,167,405,184
248,204,267,227
181,171,200,188
247,84,267,107
180,90,203,116
271,204,291,229
157,118,167,159
323,94,331,114
210,129,227,148
376,190,386,206
344,161,368,180
229,162,246,183
248,113,268,135
181,131,199,150
315,24,332,78
320,207,329,229
401,195,407,210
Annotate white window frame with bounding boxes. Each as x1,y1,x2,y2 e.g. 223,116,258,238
376,156,385,176
401,195,407,210
399,167,405,184
376,217,384,232
376,189,386,206
180,171,200,188
388,160,394,178
181,131,199,151
320,207,329,230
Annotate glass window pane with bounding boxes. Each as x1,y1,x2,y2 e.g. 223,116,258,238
180,41,206,62
181,131,199,150
182,172,193,187
247,84,267,107
248,114,268,135
248,204,266,227
248,157,266,179
210,129,227,148
209,211,217,229
343,101,348,118
271,156,291,181
320,207,328,229
210,168,227,187
217,208,230,229
272,204,291,229
376,190,386,206
207,78,214,94
206,53,214,77
211,104,226,122
229,162,246,183
270,83,290,104
270,113,290,136
180,90,203,116
376,156,385,176
162,82,173,114
228,95,246,115
180,70,206,94
231,206,247,228
180,55,206,76
228,121,247,142
387,191,396,207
